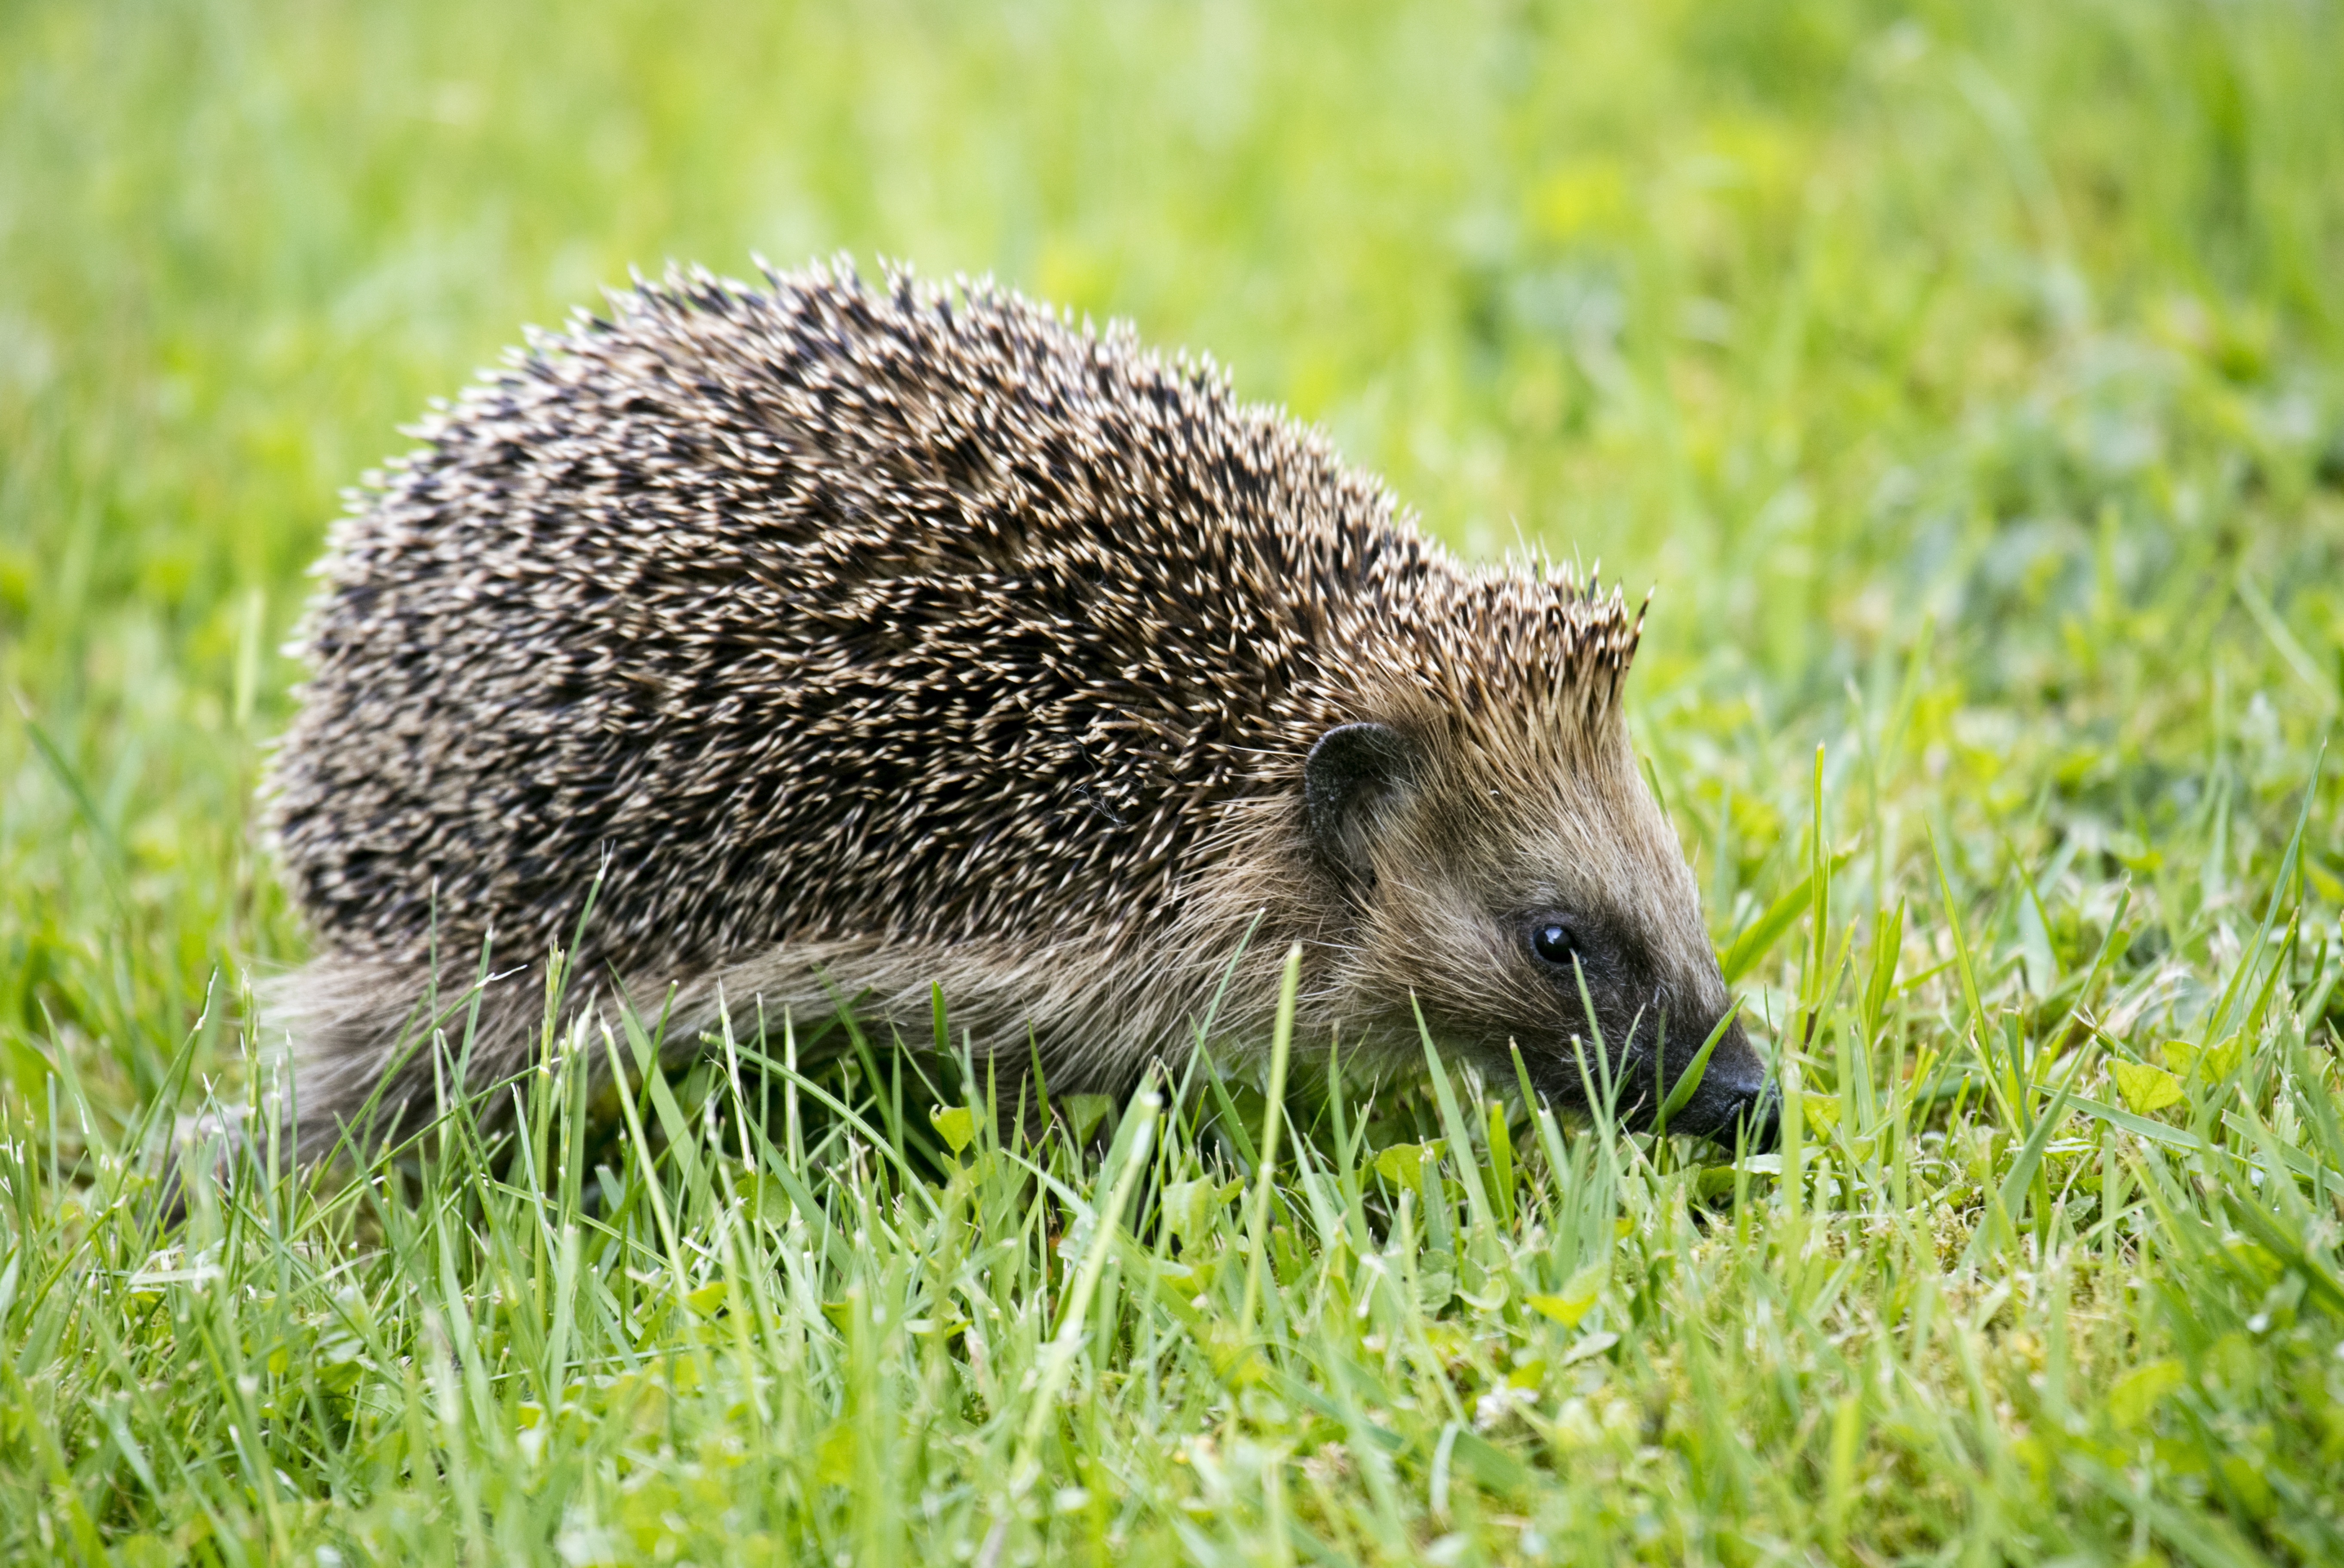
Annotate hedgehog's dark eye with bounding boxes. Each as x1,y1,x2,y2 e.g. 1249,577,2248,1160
1530,919,1578,966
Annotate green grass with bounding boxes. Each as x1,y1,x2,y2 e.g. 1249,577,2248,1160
6,0,2344,1561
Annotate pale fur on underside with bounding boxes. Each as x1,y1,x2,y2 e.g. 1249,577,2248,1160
260,908,1416,1163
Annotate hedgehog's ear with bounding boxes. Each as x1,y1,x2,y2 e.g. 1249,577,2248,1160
1304,723,1415,883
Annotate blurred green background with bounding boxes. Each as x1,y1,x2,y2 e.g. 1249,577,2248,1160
4,0,2342,1131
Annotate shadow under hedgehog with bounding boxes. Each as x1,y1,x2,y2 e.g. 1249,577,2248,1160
260,257,1779,1163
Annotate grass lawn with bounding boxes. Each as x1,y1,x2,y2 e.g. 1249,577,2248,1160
6,0,2344,1562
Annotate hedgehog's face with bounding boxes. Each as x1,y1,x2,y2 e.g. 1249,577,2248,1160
1304,720,1778,1151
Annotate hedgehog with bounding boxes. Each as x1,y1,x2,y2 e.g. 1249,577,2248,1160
262,257,1779,1161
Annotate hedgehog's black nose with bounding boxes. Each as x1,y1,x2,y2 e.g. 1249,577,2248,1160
1684,1078,1779,1154
1663,1022,1778,1154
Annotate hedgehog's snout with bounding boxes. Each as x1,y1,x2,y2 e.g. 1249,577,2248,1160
1648,1013,1779,1154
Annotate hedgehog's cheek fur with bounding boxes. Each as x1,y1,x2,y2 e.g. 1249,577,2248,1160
1341,885,1776,1152
1330,891,1630,1104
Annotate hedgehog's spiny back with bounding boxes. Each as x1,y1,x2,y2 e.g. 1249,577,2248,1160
269,261,1448,983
